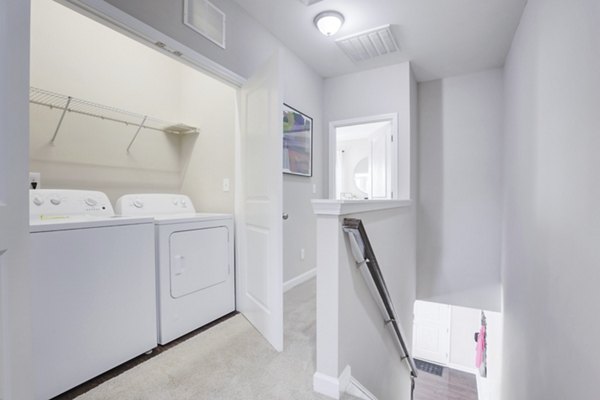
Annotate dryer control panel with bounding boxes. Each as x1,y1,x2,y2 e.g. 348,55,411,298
29,189,114,220
115,193,197,216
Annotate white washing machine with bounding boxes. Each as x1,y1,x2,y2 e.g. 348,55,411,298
116,193,235,345
29,189,157,400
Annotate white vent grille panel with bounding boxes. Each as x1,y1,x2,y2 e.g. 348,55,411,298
336,25,400,63
184,0,226,49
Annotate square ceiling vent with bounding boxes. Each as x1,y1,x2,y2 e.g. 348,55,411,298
336,25,400,63
184,0,226,49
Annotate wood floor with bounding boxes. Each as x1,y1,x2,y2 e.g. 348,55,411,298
414,365,478,400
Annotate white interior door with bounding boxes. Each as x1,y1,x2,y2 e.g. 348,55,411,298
413,301,451,365
235,53,284,351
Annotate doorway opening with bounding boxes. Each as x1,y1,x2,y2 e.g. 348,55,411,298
329,114,398,200
412,300,503,400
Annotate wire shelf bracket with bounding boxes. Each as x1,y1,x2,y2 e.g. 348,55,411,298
50,96,72,144
127,115,148,153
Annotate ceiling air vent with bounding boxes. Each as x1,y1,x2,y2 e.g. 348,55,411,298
335,25,400,63
183,0,226,49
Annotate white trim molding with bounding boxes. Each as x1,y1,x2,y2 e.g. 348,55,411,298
338,366,378,400
313,372,341,399
313,366,379,400
312,199,411,216
283,268,316,292
328,113,399,200
346,377,378,400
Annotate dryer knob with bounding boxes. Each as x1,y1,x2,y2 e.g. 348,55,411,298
172,198,179,206
84,198,98,207
133,199,144,209
180,199,187,207
50,197,61,206
32,196,44,206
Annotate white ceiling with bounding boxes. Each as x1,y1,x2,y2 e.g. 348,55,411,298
233,0,527,81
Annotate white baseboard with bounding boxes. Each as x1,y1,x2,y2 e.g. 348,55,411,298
338,365,352,393
283,268,316,292
313,367,378,400
338,366,378,400
313,372,341,399
346,377,378,400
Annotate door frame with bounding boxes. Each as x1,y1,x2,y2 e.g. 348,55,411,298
328,113,398,200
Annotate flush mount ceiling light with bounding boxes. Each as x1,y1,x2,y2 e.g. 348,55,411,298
314,11,345,36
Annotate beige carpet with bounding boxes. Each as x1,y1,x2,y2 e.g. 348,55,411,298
75,279,333,400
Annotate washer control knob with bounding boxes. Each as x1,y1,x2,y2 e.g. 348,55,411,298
32,196,44,206
84,198,98,207
133,199,144,209
172,198,179,206
50,197,61,206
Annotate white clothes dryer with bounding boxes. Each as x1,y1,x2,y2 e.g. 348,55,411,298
116,193,235,345
29,189,157,400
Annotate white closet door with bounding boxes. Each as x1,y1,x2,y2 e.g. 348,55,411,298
235,52,284,351
413,301,451,365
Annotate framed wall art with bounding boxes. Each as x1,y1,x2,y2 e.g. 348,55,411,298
283,104,313,177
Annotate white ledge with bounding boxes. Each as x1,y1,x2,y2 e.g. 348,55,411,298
311,199,412,216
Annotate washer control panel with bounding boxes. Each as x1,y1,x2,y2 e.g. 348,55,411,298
30,189,114,220
115,194,196,216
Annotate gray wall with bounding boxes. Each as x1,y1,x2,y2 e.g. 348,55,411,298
324,63,414,200
104,0,278,80
502,0,600,398
322,63,417,399
282,49,324,283
418,69,503,312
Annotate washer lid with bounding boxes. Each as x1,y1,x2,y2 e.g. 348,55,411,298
29,215,154,233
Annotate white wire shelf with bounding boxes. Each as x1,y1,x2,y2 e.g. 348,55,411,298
29,87,199,151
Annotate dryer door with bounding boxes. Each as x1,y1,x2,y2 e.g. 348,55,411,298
170,227,230,298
